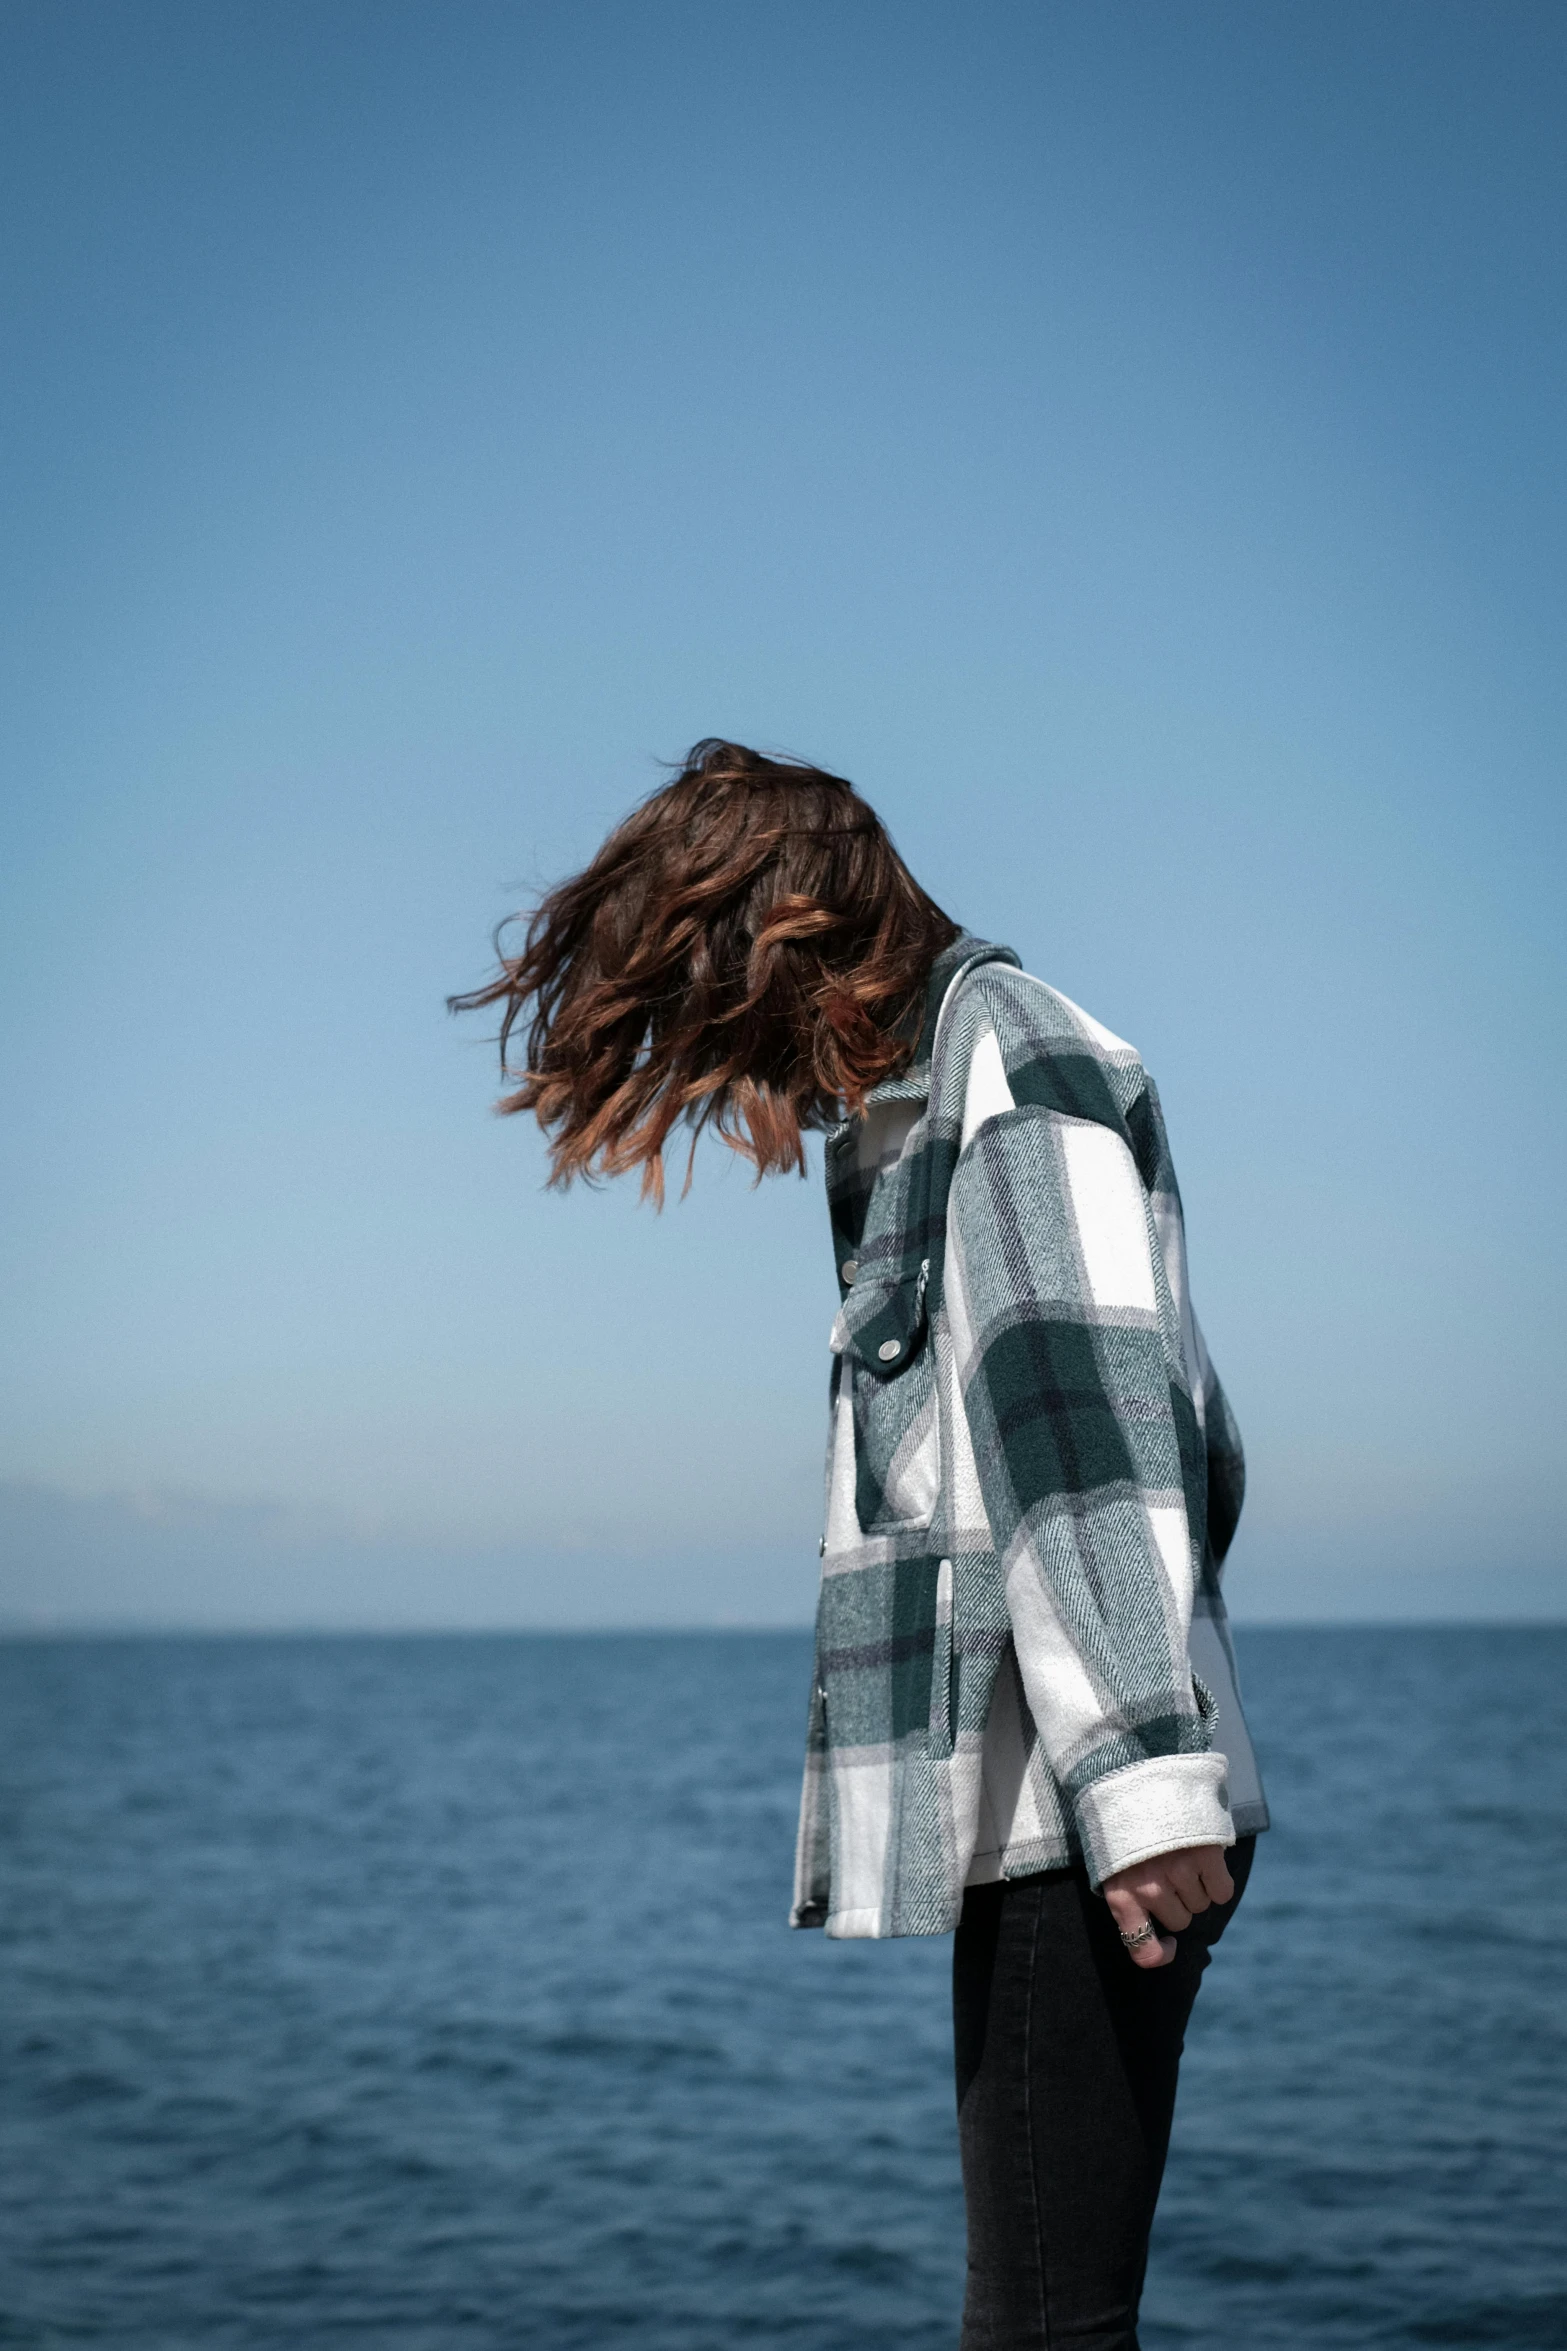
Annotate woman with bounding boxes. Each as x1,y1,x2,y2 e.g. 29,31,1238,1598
454,739,1268,2349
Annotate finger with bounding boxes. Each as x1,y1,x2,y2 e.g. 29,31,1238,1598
1199,1849,1236,1907
1164,1855,1212,1914
1104,1890,1178,1970
1144,1885,1193,1933
1115,1870,1192,1934
1130,1924,1177,1969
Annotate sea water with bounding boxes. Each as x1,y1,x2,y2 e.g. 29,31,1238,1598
2,1627,1564,2348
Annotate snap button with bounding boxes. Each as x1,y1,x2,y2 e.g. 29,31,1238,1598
840,1259,858,1284
877,1339,901,1361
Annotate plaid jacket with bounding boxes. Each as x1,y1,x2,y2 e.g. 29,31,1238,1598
792,937,1268,1938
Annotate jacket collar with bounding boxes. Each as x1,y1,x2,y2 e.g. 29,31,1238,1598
860,932,1021,1111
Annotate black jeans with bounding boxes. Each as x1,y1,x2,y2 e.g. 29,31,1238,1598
952,1837,1254,2350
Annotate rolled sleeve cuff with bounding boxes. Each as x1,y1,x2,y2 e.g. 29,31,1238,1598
1075,1751,1236,1887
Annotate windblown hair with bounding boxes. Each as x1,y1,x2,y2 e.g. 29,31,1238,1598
449,739,960,1201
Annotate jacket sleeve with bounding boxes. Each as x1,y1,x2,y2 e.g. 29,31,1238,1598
946,1100,1237,1886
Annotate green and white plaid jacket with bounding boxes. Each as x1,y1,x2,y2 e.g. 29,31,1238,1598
792,936,1268,1939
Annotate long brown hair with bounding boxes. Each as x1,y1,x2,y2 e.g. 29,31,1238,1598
450,739,960,1201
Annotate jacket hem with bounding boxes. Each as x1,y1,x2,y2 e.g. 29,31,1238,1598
818,1902,963,1940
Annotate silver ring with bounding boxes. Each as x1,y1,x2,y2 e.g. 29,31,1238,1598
1118,1918,1160,1950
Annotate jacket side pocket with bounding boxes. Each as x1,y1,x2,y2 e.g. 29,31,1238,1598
927,1557,954,1758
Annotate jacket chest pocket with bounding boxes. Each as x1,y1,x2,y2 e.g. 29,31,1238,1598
850,1345,940,1533
834,1263,942,1535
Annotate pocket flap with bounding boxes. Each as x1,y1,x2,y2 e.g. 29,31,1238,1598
829,1260,930,1380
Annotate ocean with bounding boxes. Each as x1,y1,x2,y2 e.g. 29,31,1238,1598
2,1627,1564,2349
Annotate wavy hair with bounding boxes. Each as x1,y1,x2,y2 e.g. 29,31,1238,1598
449,739,960,1201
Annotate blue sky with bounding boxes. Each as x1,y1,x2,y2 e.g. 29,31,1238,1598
2,0,1563,1628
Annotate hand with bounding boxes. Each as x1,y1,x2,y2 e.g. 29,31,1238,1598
1102,1844,1235,1971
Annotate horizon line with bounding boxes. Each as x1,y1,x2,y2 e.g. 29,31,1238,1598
5,1615,1567,1641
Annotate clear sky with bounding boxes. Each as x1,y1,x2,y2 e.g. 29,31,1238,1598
2,0,1563,1629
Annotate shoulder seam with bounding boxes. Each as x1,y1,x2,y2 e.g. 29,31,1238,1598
970,964,1143,1067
